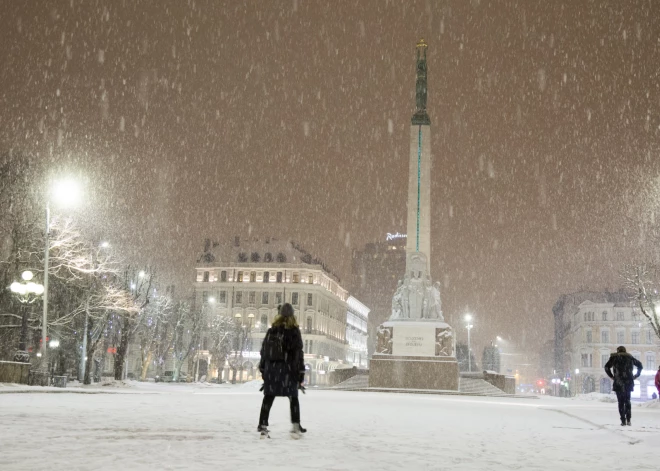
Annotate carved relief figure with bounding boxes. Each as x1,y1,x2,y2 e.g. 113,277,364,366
376,325,394,354
435,327,453,356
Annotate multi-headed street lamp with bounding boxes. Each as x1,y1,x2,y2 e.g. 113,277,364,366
9,271,44,362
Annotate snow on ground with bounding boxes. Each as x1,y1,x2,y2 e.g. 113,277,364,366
1,383,659,471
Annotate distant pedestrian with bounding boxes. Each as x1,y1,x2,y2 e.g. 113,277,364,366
257,303,306,439
604,346,643,426
655,366,660,401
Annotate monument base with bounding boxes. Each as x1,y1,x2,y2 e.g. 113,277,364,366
369,355,459,391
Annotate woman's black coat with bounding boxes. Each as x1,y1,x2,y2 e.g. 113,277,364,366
259,326,305,397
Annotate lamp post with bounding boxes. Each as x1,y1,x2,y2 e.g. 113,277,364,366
231,312,242,383
9,271,45,362
465,314,474,372
41,178,82,374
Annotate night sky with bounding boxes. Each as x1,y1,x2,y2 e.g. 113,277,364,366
2,1,660,361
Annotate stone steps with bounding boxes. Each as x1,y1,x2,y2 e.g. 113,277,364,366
458,377,511,396
332,375,370,390
332,374,519,397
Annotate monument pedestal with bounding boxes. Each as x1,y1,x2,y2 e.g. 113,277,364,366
370,355,459,391
369,321,459,391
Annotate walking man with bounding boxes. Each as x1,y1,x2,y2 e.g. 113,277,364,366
604,346,643,426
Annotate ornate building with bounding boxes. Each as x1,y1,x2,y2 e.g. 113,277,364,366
193,237,368,385
346,296,369,367
557,294,660,399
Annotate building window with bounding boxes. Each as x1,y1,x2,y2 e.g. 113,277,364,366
249,291,256,304
264,252,273,262
602,311,607,321
219,291,227,303
586,331,592,343
631,332,640,344
238,252,248,262
220,271,227,282
260,314,268,328
617,331,625,344
601,354,609,368
251,252,261,262
203,271,210,282
250,272,256,282
309,340,313,353
581,353,592,367
275,292,282,305
237,271,244,282
235,291,243,304
601,330,609,344
276,272,283,283
307,293,313,306
263,272,269,283
202,291,208,304
647,353,656,370
306,316,312,334
617,311,624,321
645,330,651,344
584,312,594,322
308,275,313,284
632,352,641,361
262,292,269,305
292,292,299,305
292,273,300,283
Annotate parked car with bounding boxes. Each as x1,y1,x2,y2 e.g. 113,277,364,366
155,371,187,383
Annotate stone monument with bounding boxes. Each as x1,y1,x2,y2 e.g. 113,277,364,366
369,40,459,391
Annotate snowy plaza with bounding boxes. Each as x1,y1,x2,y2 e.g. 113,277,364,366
1,382,659,471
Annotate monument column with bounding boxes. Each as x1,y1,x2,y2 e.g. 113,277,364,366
369,40,459,392
407,39,432,272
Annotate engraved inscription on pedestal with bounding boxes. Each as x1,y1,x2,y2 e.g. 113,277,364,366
376,325,393,354
391,324,435,356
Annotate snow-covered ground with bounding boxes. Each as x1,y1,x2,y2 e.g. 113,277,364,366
1,381,659,471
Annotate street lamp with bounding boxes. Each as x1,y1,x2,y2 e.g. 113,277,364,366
465,314,474,372
41,178,82,374
9,270,44,362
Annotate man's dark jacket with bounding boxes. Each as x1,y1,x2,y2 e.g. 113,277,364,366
604,351,643,392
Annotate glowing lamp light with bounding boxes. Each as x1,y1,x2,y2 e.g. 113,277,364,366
21,271,34,281
49,339,60,348
10,282,25,295
52,178,82,207
464,314,473,322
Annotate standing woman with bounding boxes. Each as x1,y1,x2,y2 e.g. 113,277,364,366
257,303,306,439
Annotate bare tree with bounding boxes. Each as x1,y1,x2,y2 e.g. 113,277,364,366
170,301,207,382
112,267,154,380
622,264,660,341
136,294,174,380
208,314,236,382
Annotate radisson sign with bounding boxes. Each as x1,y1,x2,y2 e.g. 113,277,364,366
386,232,407,241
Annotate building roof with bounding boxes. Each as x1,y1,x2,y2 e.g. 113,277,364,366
197,237,342,282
